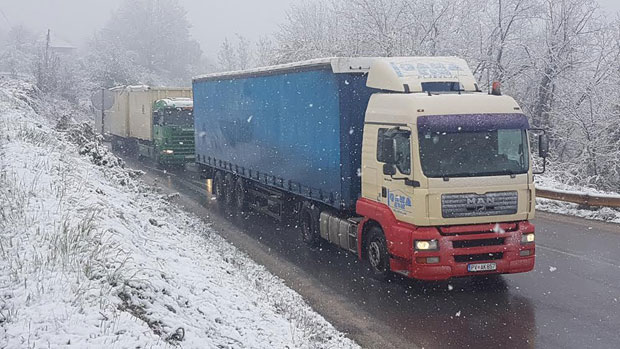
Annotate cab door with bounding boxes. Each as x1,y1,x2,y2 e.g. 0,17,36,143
376,126,416,222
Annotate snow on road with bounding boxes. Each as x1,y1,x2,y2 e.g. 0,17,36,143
0,79,358,348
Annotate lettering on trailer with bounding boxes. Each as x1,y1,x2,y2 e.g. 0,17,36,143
389,61,465,79
386,188,413,215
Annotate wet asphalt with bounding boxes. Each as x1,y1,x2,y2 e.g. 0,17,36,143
122,155,620,349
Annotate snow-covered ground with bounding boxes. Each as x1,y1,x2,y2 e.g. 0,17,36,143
0,79,358,348
535,176,620,224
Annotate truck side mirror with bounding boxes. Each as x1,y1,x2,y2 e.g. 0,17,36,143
383,163,397,176
539,134,549,158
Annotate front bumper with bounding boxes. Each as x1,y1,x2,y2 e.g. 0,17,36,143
396,222,535,281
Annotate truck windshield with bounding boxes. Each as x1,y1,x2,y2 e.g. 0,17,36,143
418,129,529,178
163,109,193,127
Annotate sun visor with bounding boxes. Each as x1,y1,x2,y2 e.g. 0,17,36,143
417,113,530,133
366,57,478,93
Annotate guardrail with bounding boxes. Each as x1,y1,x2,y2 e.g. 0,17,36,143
536,188,620,208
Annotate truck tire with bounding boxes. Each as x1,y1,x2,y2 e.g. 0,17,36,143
214,171,226,211
300,203,320,246
224,173,236,213
366,226,391,281
234,177,249,213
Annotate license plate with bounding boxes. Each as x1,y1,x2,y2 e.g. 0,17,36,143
468,262,497,272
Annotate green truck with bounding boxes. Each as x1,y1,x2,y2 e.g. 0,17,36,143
98,85,195,166
140,98,195,165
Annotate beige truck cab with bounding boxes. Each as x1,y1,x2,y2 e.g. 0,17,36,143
354,57,544,280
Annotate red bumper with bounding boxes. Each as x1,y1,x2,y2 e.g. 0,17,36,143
355,198,535,281
399,222,536,281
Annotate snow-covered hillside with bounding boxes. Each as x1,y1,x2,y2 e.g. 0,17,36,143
0,79,357,348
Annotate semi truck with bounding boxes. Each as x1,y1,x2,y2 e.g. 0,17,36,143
192,57,548,281
99,85,195,165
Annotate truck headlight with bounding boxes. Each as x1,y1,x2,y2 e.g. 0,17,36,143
414,240,439,251
162,149,174,154
521,233,535,244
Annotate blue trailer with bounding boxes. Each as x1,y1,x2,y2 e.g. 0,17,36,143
193,59,375,214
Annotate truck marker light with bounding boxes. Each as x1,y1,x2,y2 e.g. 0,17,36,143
414,240,439,251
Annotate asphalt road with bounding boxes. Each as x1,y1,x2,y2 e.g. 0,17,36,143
123,156,620,349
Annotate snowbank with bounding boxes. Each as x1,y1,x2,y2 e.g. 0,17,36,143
0,79,357,348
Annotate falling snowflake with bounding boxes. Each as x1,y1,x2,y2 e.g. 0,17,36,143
247,115,253,122
455,311,461,317
448,285,454,291
493,223,505,234
549,266,557,272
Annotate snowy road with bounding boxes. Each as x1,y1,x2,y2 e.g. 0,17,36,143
125,155,620,349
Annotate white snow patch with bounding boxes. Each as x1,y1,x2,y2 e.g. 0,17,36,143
0,79,358,348
493,223,505,234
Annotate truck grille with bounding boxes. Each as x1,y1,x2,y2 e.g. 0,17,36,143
452,238,505,249
441,191,518,218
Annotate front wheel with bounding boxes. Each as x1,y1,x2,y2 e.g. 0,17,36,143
366,226,391,281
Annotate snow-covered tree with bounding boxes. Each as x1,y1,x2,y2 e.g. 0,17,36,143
88,0,202,86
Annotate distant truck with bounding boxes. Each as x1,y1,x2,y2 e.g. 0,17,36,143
99,85,195,165
192,57,548,281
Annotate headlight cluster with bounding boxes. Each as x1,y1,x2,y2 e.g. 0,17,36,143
414,240,439,251
521,233,535,244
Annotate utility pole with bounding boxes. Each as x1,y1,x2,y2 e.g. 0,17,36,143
101,88,105,134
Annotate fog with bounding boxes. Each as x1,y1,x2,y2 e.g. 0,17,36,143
0,0,296,57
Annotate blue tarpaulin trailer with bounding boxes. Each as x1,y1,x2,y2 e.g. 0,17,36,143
192,59,376,211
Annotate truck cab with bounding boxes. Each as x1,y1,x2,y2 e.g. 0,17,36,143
150,98,195,165
356,58,544,280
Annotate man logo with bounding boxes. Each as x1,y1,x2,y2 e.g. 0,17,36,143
466,196,495,211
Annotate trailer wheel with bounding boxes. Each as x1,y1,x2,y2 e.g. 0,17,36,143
214,171,226,210
366,226,391,281
300,203,320,246
234,177,248,213
224,173,236,212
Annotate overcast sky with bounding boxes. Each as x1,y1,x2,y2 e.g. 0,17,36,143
1,0,618,59
0,0,297,58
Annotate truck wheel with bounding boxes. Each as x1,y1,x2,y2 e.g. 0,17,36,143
366,226,391,281
224,173,236,212
214,171,226,210
234,177,249,213
300,204,320,246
